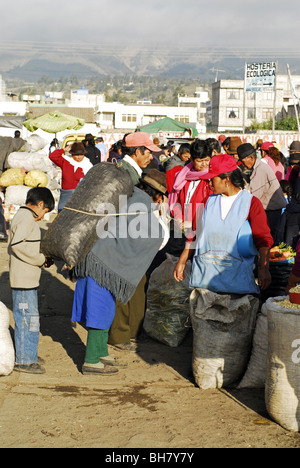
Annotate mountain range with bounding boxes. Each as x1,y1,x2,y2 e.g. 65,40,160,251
1,46,300,82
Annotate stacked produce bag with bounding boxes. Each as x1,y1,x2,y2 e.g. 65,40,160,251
0,134,61,221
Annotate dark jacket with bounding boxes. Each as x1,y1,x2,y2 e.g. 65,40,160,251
85,144,101,165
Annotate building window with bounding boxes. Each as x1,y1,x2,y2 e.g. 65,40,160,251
246,92,255,100
102,113,114,121
227,108,239,119
227,89,240,100
122,114,137,123
262,108,273,120
263,92,274,101
175,115,190,123
247,108,256,119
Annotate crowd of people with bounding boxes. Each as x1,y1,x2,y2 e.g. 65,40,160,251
3,130,300,376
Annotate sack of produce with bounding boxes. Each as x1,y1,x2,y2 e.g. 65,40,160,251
7,151,52,173
190,288,259,389
0,302,15,376
237,302,268,388
24,170,48,187
265,295,300,432
4,185,32,206
0,168,25,187
41,162,133,268
26,134,48,152
143,254,192,347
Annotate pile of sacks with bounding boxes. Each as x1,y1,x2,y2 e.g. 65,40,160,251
0,134,61,220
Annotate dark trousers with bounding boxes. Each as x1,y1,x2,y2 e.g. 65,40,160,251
108,275,147,345
266,209,282,244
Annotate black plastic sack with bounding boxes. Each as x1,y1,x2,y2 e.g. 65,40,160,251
41,162,133,268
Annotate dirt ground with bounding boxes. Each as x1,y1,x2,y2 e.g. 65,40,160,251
1,221,300,449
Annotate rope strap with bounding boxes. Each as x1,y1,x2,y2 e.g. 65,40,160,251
64,206,147,217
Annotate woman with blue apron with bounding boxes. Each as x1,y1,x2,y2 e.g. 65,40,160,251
174,154,273,295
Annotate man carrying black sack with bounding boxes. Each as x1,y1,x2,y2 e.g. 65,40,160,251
0,198,8,242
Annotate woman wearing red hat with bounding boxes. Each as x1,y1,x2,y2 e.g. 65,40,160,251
174,154,273,295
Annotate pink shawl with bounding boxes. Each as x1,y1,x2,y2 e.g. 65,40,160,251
168,161,208,210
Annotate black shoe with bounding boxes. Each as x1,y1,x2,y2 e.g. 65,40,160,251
14,363,45,374
0,233,8,242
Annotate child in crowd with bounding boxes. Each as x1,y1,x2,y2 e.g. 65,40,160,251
8,187,55,374
280,180,292,213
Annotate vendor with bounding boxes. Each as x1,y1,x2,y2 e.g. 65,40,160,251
49,142,93,212
174,154,273,295
168,139,212,247
286,238,300,293
71,169,169,375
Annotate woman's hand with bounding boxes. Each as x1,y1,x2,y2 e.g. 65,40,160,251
258,266,271,290
285,273,300,294
174,260,186,282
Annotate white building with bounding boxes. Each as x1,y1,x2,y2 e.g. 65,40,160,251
95,101,198,132
211,74,300,132
178,88,209,129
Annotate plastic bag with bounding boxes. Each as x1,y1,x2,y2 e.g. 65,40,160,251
190,288,259,389
143,254,192,347
24,170,48,187
0,168,25,187
41,162,134,268
0,302,15,376
265,296,300,432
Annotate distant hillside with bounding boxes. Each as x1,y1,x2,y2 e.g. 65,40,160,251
1,46,300,82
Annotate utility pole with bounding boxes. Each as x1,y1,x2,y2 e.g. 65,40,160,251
287,64,300,134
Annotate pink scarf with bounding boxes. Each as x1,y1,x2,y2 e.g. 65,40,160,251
168,161,208,210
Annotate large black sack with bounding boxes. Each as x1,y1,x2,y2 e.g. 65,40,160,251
41,162,133,268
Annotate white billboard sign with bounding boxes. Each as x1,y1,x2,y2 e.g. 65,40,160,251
244,62,277,92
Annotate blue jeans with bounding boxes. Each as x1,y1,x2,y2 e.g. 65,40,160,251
12,289,40,365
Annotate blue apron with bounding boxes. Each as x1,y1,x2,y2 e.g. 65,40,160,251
190,190,259,295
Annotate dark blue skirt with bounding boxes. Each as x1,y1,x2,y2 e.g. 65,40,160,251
72,276,116,329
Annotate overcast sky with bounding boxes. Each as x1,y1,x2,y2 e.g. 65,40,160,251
1,0,300,59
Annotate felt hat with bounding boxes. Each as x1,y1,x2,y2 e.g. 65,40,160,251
237,143,256,160
290,141,300,153
125,132,161,152
227,136,242,154
200,154,238,179
69,142,87,155
141,169,167,194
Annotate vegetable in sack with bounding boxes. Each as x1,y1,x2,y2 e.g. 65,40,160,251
0,168,25,187
24,170,48,187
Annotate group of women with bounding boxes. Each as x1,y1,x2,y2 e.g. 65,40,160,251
165,138,274,296
48,134,300,375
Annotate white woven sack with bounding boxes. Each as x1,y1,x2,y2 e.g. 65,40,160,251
190,288,259,389
237,302,268,388
0,302,15,376
265,296,300,432
26,134,48,152
4,185,31,206
7,151,52,173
